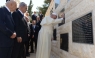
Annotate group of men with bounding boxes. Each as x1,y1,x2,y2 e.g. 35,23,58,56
0,0,43,58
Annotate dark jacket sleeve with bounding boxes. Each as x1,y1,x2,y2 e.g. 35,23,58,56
0,9,13,37
30,24,34,37
12,12,21,37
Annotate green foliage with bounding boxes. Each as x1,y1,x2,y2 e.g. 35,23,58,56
37,0,51,16
28,0,33,16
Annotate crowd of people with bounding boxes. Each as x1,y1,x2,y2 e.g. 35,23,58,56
0,1,64,58
0,1,43,58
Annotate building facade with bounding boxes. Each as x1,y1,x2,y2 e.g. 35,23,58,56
46,0,95,58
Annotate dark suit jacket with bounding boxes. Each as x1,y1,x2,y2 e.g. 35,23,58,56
30,24,40,39
12,10,28,42
36,20,41,30
39,14,43,21
32,14,37,20
0,7,15,47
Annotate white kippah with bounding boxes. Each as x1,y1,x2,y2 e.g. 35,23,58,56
52,13,57,16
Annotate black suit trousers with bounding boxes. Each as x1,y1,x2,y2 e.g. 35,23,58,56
11,40,26,58
0,47,12,58
25,36,30,54
30,38,38,51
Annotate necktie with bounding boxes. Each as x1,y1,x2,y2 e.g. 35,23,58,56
9,12,14,25
9,12,12,18
33,25,35,29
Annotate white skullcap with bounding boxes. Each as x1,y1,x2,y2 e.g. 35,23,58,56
52,13,57,16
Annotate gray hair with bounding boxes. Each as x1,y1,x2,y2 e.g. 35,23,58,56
19,2,27,7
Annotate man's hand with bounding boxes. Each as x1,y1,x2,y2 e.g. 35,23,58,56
28,34,30,37
32,35,34,38
17,37,22,43
10,32,16,39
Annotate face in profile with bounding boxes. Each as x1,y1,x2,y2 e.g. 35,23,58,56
25,12,29,16
22,6,27,13
11,2,17,12
51,15,57,19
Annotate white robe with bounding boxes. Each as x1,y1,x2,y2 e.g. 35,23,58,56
36,16,63,58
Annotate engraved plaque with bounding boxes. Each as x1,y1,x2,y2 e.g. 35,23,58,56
72,13,93,44
59,18,65,26
53,29,56,40
60,33,68,51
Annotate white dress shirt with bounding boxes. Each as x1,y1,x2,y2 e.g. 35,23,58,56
33,25,36,29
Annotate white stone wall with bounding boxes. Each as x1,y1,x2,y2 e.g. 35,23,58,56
45,0,55,16
50,0,95,58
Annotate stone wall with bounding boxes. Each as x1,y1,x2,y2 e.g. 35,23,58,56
51,0,95,58
45,0,55,16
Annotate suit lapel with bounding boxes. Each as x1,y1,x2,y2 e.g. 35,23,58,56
22,17,27,26
10,13,15,25
3,7,15,25
17,10,27,27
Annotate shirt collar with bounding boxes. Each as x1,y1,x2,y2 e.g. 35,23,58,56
33,25,36,26
18,9,24,15
5,6,11,12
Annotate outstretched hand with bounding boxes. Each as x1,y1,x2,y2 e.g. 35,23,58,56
61,13,65,18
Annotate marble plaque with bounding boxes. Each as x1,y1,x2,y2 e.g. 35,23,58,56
72,13,93,44
60,33,68,51
53,29,56,40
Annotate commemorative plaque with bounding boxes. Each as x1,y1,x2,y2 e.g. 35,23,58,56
53,29,56,40
60,33,68,51
72,13,93,44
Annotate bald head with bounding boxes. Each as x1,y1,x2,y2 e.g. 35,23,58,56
6,0,17,12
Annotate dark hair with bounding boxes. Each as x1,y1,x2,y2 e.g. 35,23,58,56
19,2,27,7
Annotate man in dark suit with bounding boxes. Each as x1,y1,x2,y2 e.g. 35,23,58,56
0,1,17,58
11,2,28,58
32,11,37,20
36,16,41,30
39,11,43,21
24,16,31,57
30,20,40,53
